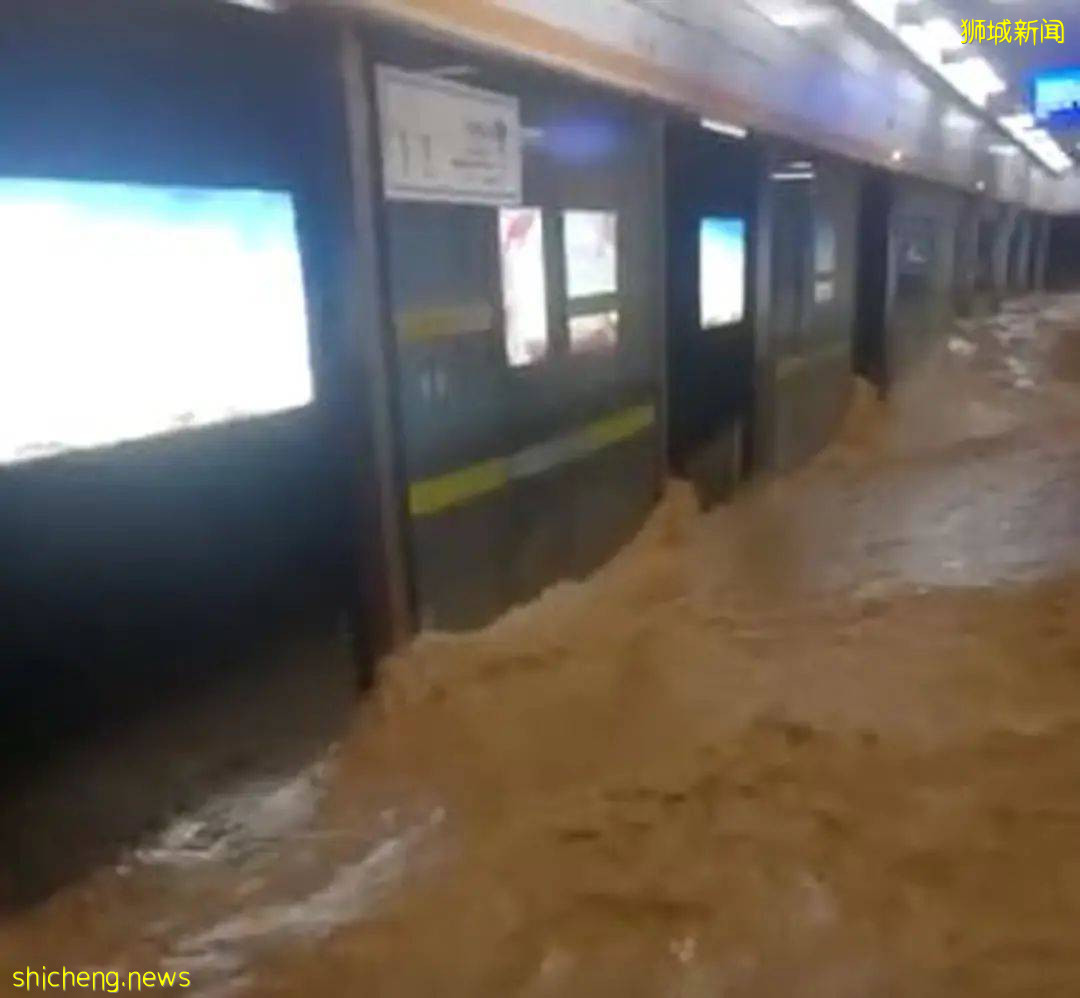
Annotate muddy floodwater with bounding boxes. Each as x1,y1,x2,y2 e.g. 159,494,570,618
5,296,1080,996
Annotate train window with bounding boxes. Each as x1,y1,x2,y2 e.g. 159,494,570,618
564,210,618,299
814,217,837,276
0,178,312,465
569,310,619,354
896,216,937,301
499,206,549,367
700,216,746,328
564,210,619,354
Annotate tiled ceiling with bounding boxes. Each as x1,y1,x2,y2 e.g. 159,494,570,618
925,0,1080,158
938,0,1080,89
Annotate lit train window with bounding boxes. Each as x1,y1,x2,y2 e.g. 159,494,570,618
569,311,619,354
499,206,549,367
564,210,618,299
0,178,313,465
564,210,619,354
814,217,837,276
700,216,746,328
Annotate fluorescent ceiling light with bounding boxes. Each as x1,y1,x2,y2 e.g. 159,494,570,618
922,18,963,52
896,16,964,70
893,19,1004,107
941,56,1006,107
999,113,1035,136
851,0,899,27
898,24,943,69
771,171,816,181
701,118,749,139
997,114,1073,173
763,1,836,29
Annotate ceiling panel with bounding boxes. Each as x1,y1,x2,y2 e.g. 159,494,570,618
939,1,1080,81
937,2,1080,157
295,0,1080,210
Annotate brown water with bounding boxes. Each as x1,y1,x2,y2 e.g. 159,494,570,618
5,295,1080,996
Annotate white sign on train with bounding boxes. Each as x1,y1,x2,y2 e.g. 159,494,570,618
376,66,523,207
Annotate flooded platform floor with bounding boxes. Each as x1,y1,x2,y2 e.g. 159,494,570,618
6,295,1080,995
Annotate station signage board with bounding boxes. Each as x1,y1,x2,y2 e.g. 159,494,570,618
376,65,523,207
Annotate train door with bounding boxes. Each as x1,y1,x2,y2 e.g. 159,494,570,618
664,117,759,503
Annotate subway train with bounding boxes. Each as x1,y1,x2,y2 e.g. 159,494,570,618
0,0,1073,756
